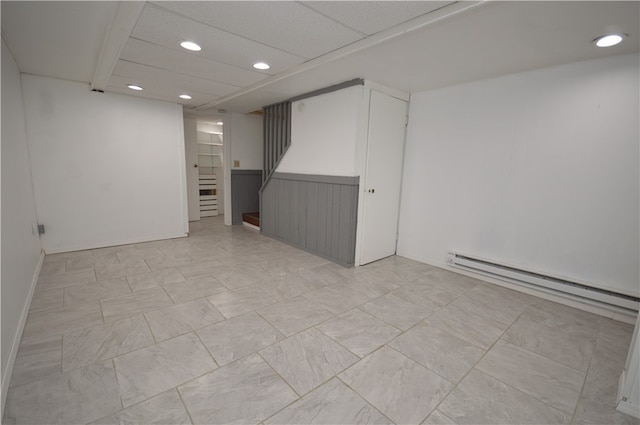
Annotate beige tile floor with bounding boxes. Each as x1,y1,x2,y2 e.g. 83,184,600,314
3,216,638,425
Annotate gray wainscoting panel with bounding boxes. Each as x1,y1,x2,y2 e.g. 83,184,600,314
231,170,262,225
261,172,359,266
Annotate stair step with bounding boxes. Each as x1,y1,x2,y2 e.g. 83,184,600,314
242,212,260,227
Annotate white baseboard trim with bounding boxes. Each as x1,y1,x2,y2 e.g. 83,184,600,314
396,252,637,325
617,398,640,419
1,250,44,417
242,222,260,231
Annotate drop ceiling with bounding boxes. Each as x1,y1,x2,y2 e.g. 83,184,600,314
2,1,638,114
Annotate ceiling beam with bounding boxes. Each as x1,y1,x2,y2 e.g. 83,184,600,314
91,1,145,91
194,0,489,111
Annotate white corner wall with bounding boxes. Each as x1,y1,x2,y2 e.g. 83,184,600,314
1,39,44,414
398,53,639,296
21,75,188,253
277,85,363,176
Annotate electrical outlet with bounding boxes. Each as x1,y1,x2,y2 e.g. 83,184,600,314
233,160,240,167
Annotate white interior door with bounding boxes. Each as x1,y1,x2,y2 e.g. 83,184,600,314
360,91,408,264
184,117,201,222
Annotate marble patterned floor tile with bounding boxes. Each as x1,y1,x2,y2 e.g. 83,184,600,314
573,398,639,425
388,321,484,383
125,267,186,292
339,346,453,425
579,358,625,406
22,302,104,342
197,312,284,366
303,284,372,315
163,276,228,303
36,267,97,289
316,309,401,357
264,378,391,425
593,318,635,367
257,296,334,336
114,332,217,407
95,259,150,281
298,263,348,286
519,299,602,337
3,360,121,425
178,353,298,425
423,410,457,425
260,328,359,395
449,294,524,326
62,315,154,371
208,286,276,319
38,256,68,277
29,287,64,312
115,247,164,262
390,280,458,311
468,281,538,307
338,272,406,299
12,217,639,425
145,298,224,341
476,340,584,414
101,287,173,322
258,272,327,301
145,253,196,271
176,259,230,279
216,268,265,290
156,242,203,257
66,252,119,272
424,303,508,349
417,268,479,295
438,369,570,424
94,389,191,425
63,277,131,306
9,334,62,387
503,317,595,371
359,294,432,330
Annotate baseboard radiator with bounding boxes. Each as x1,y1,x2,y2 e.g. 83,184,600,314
448,253,639,312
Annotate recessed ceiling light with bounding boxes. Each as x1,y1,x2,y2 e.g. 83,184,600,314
594,34,626,47
127,84,143,91
216,121,223,125
179,94,192,100
180,41,202,52
253,62,270,70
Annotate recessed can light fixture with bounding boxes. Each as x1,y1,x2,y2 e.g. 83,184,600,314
594,33,626,47
179,94,192,99
180,41,202,51
216,121,223,125
127,84,143,91
253,62,270,70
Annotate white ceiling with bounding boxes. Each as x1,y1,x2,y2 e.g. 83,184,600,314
2,1,638,114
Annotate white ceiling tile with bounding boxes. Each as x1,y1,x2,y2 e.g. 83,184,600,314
152,1,365,59
0,1,118,83
106,77,219,108
111,60,240,98
212,1,639,112
302,1,454,35
121,38,267,87
131,4,306,74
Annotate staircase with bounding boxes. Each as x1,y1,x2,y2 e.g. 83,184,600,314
242,212,260,228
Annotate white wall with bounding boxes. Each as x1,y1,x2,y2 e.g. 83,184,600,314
277,85,363,176
398,53,639,296
22,75,188,253
1,39,44,413
228,113,263,170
